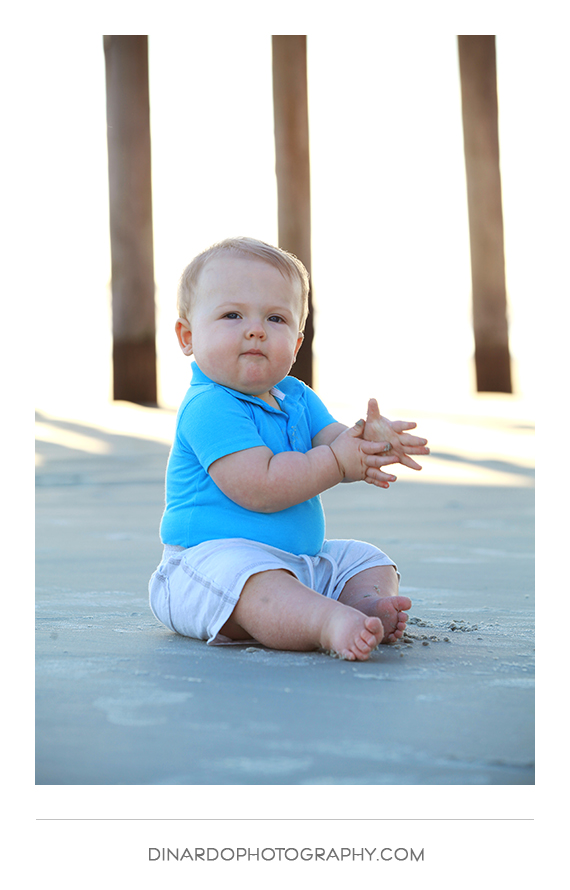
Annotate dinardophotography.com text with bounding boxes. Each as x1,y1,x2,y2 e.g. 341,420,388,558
148,847,425,863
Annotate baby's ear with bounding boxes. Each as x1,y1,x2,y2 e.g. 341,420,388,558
175,317,193,355
292,330,304,361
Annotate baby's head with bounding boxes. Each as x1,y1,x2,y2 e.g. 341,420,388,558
175,237,310,398
176,236,310,330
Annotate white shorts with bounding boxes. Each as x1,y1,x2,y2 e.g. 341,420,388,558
149,538,398,645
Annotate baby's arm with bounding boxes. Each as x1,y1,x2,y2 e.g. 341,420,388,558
208,421,391,513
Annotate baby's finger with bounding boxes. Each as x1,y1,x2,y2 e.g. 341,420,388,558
398,433,429,447
398,443,430,455
370,453,400,467
400,454,423,470
391,420,418,432
363,452,399,469
365,477,391,488
365,467,397,486
360,440,392,455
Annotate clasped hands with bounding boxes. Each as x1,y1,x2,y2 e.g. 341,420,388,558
359,398,429,488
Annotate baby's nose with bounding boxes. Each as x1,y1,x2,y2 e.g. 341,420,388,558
246,321,266,338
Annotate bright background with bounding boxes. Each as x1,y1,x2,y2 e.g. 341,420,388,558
25,27,564,420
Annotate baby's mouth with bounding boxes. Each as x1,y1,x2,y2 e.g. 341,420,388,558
242,349,265,357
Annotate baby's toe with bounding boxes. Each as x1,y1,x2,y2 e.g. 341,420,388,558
394,596,412,611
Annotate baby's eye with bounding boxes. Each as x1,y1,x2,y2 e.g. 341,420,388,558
223,312,241,319
268,315,285,323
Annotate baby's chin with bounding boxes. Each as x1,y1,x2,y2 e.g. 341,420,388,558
196,357,291,396
233,369,286,395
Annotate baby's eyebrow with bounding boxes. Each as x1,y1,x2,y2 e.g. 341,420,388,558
217,302,253,313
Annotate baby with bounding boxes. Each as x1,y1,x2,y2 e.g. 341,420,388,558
149,237,429,661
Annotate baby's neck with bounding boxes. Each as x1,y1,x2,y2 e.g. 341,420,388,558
255,391,281,410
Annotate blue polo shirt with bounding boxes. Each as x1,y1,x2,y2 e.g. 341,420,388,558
160,363,338,555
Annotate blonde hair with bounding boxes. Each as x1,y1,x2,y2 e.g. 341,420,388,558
177,236,310,331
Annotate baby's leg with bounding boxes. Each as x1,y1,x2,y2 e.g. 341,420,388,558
338,566,411,643
220,569,384,661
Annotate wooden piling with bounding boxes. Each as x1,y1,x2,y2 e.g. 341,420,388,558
458,35,512,393
272,35,314,388
104,35,157,404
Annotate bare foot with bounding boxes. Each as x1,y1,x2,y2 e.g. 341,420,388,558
321,609,384,661
348,592,412,643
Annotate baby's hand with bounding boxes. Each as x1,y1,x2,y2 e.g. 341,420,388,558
363,398,430,472
329,421,398,488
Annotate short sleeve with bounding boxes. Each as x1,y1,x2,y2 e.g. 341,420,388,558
299,383,338,438
177,388,267,471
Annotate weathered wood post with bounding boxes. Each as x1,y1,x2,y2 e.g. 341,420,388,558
104,35,157,405
272,35,314,388
458,35,512,393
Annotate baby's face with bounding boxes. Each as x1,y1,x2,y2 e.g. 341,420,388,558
177,254,304,401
